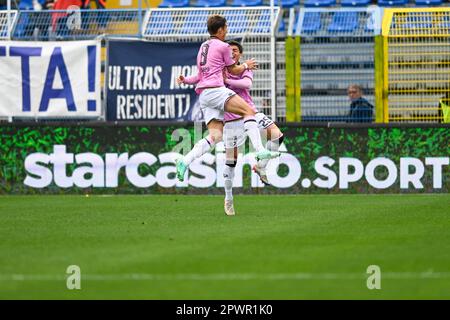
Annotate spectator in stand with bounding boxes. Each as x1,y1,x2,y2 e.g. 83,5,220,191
51,0,87,36
42,0,55,9
84,0,105,9
84,0,108,30
10,0,46,39
52,0,108,35
347,84,374,123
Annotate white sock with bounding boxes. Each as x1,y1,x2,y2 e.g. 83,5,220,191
184,137,214,165
259,136,282,168
224,165,235,201
244,117,264,152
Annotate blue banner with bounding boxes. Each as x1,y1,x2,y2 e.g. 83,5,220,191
106,40,203,122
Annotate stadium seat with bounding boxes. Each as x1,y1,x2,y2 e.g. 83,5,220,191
415,0,443,5
194,0,227,7
328,12,359,33
226,12,249,34
304,0,336,7
158,0,190,7
232,0,263,6
377,0,409,6
253,10,271,33
341,0,371,6
275,0,301,8
440,14,450,29
301,11,321,33
145,11,174,35
181,10,209,34
278,17,286,32
18,0,34,10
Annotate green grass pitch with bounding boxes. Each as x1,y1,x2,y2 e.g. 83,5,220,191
0,194,449,299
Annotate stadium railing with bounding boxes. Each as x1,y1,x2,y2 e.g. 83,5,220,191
10,9,145,41
0,10,18,40
382,7,450,123
286,6,382,122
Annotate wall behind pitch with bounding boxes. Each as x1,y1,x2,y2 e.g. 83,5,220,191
0,125,448,194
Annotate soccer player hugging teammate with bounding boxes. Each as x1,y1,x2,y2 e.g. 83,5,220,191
222,40,284,216
175,15,280,193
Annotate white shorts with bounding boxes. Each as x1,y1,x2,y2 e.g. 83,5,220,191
223,112,275,149
255,112,274,129
199,87,236,125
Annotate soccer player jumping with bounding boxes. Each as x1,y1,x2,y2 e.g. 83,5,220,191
222,40,284,216
175,15,280,182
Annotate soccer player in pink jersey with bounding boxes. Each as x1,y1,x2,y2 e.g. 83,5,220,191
175,15,280,183
222,40,284,215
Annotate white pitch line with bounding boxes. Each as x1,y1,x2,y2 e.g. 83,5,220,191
0,272,449,282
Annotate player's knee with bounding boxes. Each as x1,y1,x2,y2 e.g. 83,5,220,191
242,107,256,117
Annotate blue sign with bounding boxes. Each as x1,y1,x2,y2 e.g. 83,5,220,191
107,40,203,122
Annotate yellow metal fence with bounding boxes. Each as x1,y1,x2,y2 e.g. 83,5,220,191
383,8,450,123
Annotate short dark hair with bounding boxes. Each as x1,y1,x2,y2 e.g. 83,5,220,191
226,40,243,53
207,15,227,35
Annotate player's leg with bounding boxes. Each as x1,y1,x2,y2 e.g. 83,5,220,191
176,118,223,182
224,146,237,216
224,118,251,215
253,113,284,185
223,120,242,216
177,88,229,181
225,95,280,161
185,120,222,165
266,125,284,152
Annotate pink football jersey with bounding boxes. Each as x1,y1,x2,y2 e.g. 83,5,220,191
195,38,235,94
224,69,257,122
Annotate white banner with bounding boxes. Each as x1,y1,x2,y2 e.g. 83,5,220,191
0,40,101,118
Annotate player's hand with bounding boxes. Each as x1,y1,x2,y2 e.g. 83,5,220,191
222,69,228,82
176,75,185,85
245,58,258,70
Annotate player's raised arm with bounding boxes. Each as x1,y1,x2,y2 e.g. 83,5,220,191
224,76,252,90
177,73,200,85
